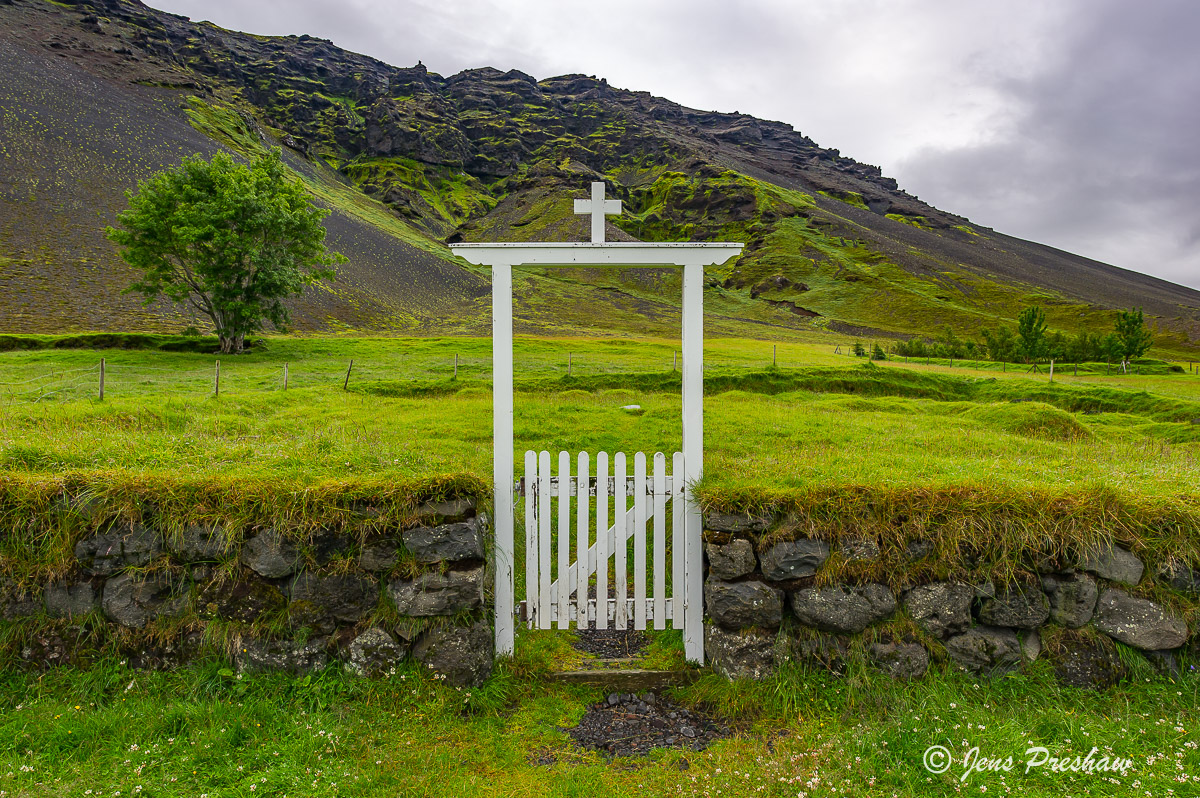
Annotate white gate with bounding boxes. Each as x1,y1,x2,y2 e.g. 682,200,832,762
520,450,692,631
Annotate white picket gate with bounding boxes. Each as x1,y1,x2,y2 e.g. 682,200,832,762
519,450,691,631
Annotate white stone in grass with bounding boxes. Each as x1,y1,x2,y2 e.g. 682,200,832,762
620,404,643,415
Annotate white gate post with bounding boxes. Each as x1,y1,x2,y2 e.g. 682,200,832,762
493,261,515,657
681,259,705,664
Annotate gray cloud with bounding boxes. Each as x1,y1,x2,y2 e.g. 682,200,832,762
153,0,1200,288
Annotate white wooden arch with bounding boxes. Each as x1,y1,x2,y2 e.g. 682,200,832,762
451,185,742,664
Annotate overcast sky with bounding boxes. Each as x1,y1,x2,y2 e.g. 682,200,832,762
153,0,1200,289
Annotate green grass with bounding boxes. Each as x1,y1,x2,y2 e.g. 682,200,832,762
0,650,1196,797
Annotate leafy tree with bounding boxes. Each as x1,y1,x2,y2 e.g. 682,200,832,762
107,149,342,354
936,325,965,359
1115,308,1153,366
981,325,1018,362
1101,332,1124,368
1016,306,1048,363
852,340,866,357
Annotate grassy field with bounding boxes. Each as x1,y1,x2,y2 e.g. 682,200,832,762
0,635,1196,798
2,334,1200,797
0,336,1197,495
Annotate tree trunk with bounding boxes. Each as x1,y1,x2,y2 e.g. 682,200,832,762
218,333,246,354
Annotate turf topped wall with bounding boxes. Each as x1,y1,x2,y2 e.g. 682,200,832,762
698,491,1200,688
0,474,495,686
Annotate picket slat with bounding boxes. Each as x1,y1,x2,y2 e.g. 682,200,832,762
633,452,647,630
614,453,628,630
557,452,570,629
576,452,590,629
672,451,685,628
538,451,551,629
525,451,537,628
595,452,609,631
653,452,667,630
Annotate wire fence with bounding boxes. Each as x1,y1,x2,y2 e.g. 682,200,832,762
0,345,1193,406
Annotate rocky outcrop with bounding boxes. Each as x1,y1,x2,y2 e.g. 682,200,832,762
1040,572,1099,628
789,584,895,634
346,627,408,677
705,540,757,581
388,567,484,616
1092,589,1188,650
240,530,302,578
411,618,494,686
704,579,782,629
704,624,777,680
758,539,829,581
1078,545,1144,587
903,583,974,639
74,525,161,575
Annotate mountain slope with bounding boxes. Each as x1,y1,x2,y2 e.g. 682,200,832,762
1,0,1198,348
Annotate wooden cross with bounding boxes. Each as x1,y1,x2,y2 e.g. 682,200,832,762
573,181,622,243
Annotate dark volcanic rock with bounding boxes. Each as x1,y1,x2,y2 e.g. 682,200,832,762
903,582,974,639
415,497,476,524
704,624,776,679
789,583,895,634
388,567,483,616
358,541,399,572
43,581,97,618
411,618,493,686
198,578,286,624
101,572,187,629
976,583,1050,628
240,530,302,578
705,539,757,580
1040,572,1098,628
1092,588,1188,650
704,579,783,629
1158,560,1200,594
402,517,485,563
1078,545,1144,587
74,524,161,575
167,524,230,562
1047,630,1127,689
869,641,929,680
346,626,408,677
289,572,379,623
234,635,328,675
704,512,772,534
943,627,1025,676
758,539,829,581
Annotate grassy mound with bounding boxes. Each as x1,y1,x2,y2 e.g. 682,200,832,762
961,401,1093,441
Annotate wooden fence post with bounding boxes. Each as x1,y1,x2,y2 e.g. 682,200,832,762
98,358,105,401
283,362,289,390
214,360,220,398
1049,358,1055,383
344,359,354,391
673,351,677,371
568,353,572,378
454,353,459,380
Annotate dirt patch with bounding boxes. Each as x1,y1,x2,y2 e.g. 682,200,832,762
565,692,732,757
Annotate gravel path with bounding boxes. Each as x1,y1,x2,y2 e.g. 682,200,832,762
565,692,731,757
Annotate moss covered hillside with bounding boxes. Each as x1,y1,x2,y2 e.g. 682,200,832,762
1,0,1199,352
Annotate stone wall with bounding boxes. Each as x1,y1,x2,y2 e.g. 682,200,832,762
702,511,1198,688
1,495,494,686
